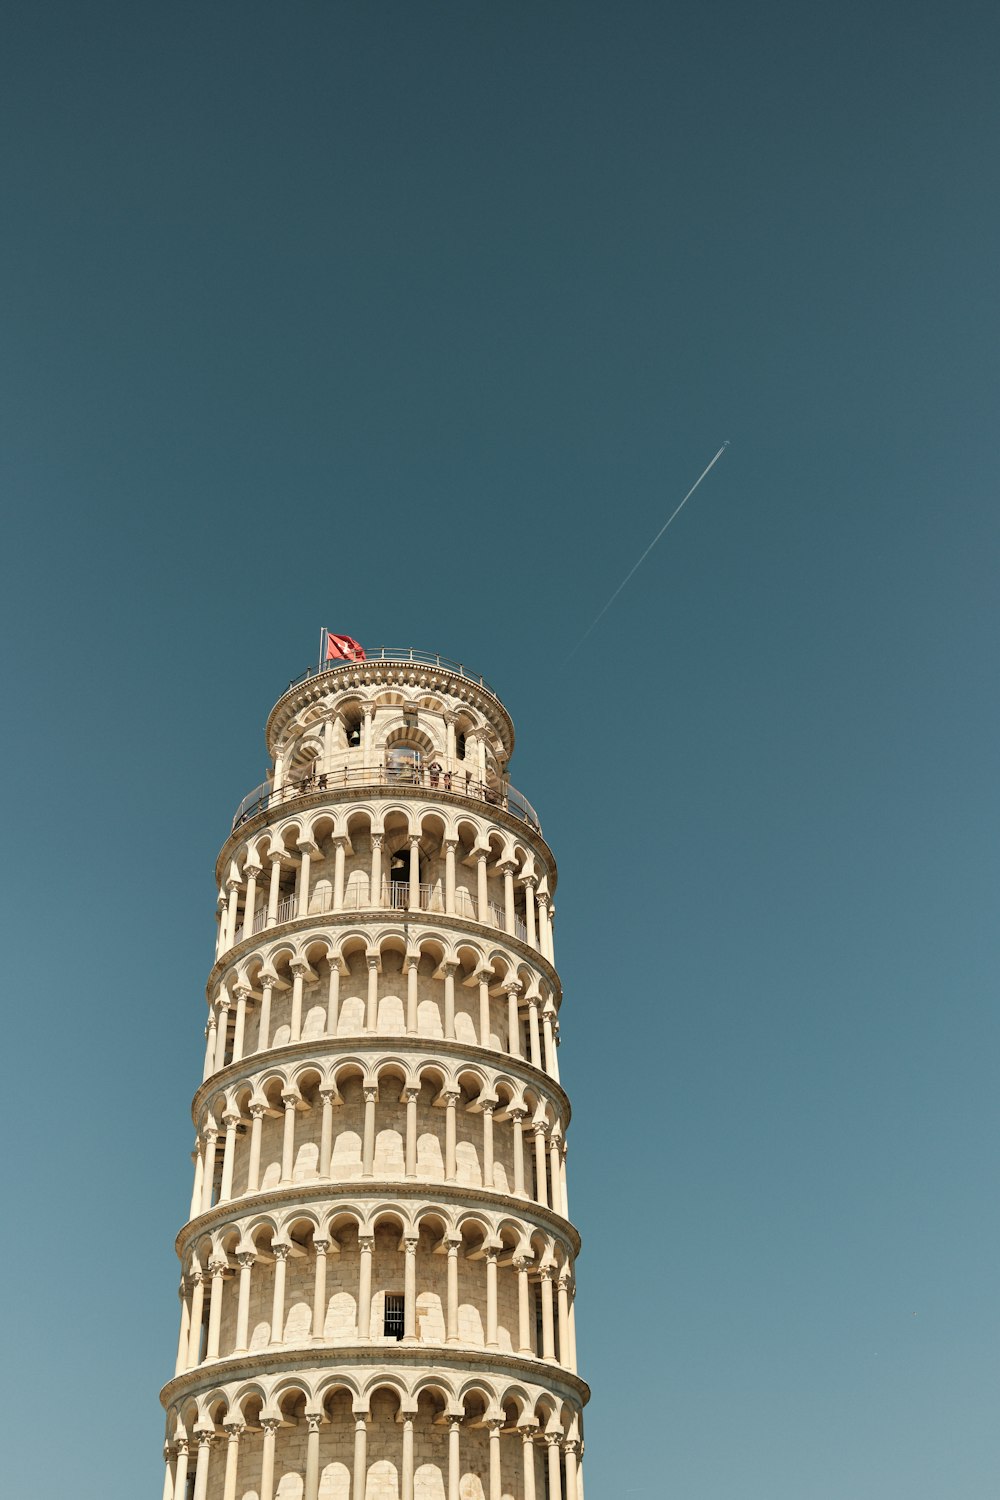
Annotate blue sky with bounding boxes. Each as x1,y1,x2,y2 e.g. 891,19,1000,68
1,3,998,1495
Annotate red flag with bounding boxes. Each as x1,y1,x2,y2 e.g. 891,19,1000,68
325,632,366,662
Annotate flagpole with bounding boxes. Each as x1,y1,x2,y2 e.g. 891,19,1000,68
318,628,326,674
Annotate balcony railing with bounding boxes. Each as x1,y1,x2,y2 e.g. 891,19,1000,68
250,880,529,944
232,762,540,834
285,646,496,696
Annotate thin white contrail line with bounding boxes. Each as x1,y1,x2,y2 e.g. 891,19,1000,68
566,441,729,660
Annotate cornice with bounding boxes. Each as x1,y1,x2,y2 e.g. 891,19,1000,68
175,1177,582,1261
160,1343,591,1412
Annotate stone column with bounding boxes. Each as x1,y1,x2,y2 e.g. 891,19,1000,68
280,1092,298,1182
403,1234,418,1342
266,854,283,927
304,1412,322,1500
545,1434,564,1500
201,1127,219,1212
257,976,274,1052
172,1439,190,1500
514,1257,532,1354
557,1274,570,1366
404,1087,419,1178
311,1238,330,1339
505,982,522,1058
258,1418,279,1500
363,702,376,761
539,1266,555,1360
532,1125,549,1207
175,1281,191,1377
408,834,421,909
485,1247,499,1347
445,711,457,769
219,1112,239,1202
241,865,260,941
443,1090,459,1181
542,1008,560,1081
190,1140,205,1220
370,833,383,907
560,1142,570,1220
319,1089,336,1177
214,998,231,1073
186,1271,205,1367
366,956,379,1032
206,1258,227,1358
231,987,249,1062
447,1419,461,1500
192,1428,214,1500
234,1253,254,1352
247,1103,265,1193
352,1415,369,1499
297,843,313,917
333,836,348,911
162,1444,176,1500
269,1243,290,1345
476,968,494,1048
519,1426,538,1500
357,1236,374,1338
405,955,420,1034
224,879,240,950
289,961,307,1042
501,862,516,934
487,1419,503,1500
442,961,457,1040
526,998,542,1068
523,875,537,948
510,1109,526,1197
446,1237,460,1344
203,1013,217,1081
550,1136,564,1215
444,837,457,914
400,1414,415,1500
536,891,552,961
222,1422,243,1500
563,1440,579,1499
568,1285,578,1372
362,1085,377,1177
481,1101,495,1188
326,961,342,1034
476,851,489,922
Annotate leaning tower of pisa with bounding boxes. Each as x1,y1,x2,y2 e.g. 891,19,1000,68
160,645,588,1500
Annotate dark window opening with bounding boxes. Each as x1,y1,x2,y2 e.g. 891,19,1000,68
456,732,466,761
383,1294,405,1340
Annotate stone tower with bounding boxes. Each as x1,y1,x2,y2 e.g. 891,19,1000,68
160,646,588,1500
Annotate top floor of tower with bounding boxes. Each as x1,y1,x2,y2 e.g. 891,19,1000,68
231,642,540,839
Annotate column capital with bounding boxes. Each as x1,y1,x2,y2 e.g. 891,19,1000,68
402,1085,421,1103
363,1084,379,1103
503,979,523,998
290,959,309,977
319,1087,339,1107
512,1254,534,1274
194,1427,216,1448
243,863,262,879
223,1420,245,1439
305,1412,323,1434
281,1090,300,1109
217,995,232,1014
509,1106,527,1123
408,832,422,848
358,1234,375,1253
476,966,494,985
499,859,517,876
562,1438,580,1454
201,1124,219,1143
440,959,458,976
260,1416,281,1437
370,831,384,849
536,889,550,909
485,1416,504,1432
248,1102,267,1120
208,1257,228,1278
480,1099,497,1117
442,1089,461,1107
532,1121,549,1140
539,1262,556,1282
271,1242,291,1262
518,1422,539,1438
313,1238,331,1256
544,1431,564,1448
233,983,252,1001
402,1233,419,1252
222,1110,241,1129
236,1251,255,1270
520,873,538,889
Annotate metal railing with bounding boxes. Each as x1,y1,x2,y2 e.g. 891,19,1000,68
285,646,496,696
232,762,540,833
246,880,528,943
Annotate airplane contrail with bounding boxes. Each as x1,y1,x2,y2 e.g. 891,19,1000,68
566,441,730,660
